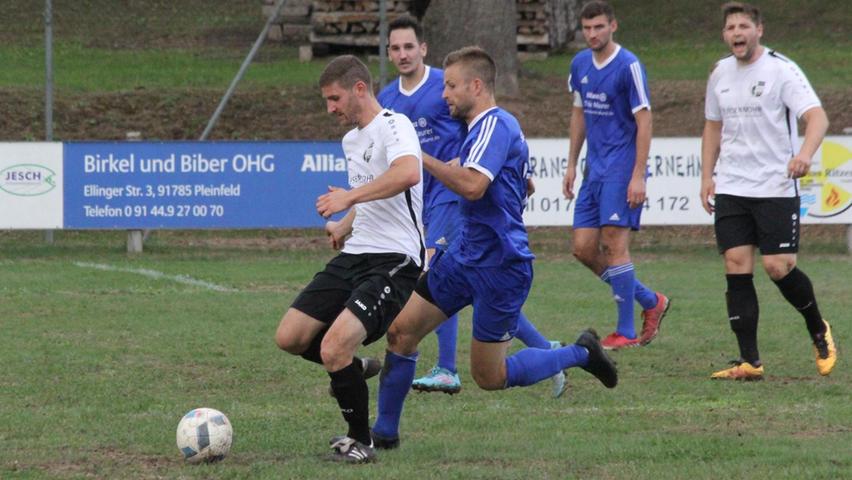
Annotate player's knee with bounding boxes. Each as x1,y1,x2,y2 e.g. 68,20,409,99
763,257,795,280
571,247,594,267
386,323,417,356
386,322,402,348
319,336,348,370
471,369,505,391
274,326,304,354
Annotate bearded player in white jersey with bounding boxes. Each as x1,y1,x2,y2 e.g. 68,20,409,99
700,2,836,381
274,55,425,463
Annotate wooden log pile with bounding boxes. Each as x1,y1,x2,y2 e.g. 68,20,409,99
310,0,412,47
263,0,552,49
516,0,550,48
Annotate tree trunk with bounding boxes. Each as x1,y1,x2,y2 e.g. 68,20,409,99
548,0,583,50
421,0,519,97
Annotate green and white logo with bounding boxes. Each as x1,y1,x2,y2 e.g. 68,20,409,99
0,164,57,196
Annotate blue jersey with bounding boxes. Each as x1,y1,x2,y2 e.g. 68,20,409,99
568,45,650,183
378,66,465,214
453,107,535,267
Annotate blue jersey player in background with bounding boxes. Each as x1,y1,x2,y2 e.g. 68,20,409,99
563,1,670,351
370,46,618,452
379,16,568,398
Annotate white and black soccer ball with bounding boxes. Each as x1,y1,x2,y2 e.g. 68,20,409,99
176,407,233,464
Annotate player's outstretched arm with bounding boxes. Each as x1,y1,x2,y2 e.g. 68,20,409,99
787,106,829,179
700,120,722,214
316,156,420,218
422,152,490,201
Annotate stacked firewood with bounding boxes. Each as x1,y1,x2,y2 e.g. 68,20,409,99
263,0,552,49
516,0,550,48
310,0,411,46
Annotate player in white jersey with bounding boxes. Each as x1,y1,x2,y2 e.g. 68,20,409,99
700,2,836,381
274,55,424,463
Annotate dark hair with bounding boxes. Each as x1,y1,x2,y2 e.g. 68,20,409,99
443,46,496,92
388,15,423,43
318,55,373,90
580,1,615,21
721,2,762,27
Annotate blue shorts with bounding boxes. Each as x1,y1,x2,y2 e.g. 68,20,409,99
424,201,460,250
418,250,532,342
573,181,643,231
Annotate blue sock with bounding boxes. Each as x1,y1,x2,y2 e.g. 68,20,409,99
515,312,550,349
435,314,458,373
601,268,657,310
505,345,590,387
372,350,418,440
633,279,658,310
609,263,637,338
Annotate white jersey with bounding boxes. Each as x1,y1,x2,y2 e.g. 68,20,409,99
705,49,821,197
341,109,425,266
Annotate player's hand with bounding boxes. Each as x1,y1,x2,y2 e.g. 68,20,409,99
562,169,577,199
526,177,536,197
316,186,352,218
325,220,348,250
700,177,715,214
627,176,646,209
787,154,812,179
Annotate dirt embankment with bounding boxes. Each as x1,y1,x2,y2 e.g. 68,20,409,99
2,77,849,141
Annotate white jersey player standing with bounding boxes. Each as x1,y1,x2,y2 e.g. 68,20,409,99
700,2,836,381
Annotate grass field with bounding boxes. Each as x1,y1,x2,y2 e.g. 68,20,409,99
1,230,849,479
1,1,850,477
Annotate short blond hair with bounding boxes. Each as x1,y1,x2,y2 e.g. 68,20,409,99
442,46,496,92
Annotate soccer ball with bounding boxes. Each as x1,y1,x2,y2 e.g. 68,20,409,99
176,407,233,464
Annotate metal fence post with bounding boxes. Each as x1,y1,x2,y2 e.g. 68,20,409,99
43,0,55,245
126,131,144,253
379,0,388,89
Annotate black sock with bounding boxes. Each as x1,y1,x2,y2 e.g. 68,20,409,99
329,362,371,445
772,267,826,340
726,274,760,365
299,330,326,365
300,331,364,371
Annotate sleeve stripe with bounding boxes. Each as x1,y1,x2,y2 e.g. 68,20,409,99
630,61,650,108
465,162,495,181
466,115,497,166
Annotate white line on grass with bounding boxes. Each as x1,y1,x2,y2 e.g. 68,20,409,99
74,262,237,292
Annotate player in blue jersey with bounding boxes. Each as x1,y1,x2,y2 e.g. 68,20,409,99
370,46,618,451
563,1,670,350
379,16,568,398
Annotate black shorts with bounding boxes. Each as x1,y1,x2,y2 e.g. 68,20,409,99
290,252,421,345
714,194,800,255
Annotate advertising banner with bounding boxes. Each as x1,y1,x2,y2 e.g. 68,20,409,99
0,142,63,228
62,141,347,228
0,137,848,229
524,136,852,226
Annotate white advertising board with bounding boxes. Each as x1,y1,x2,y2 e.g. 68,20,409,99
524,136,852,226
0,142,63,229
